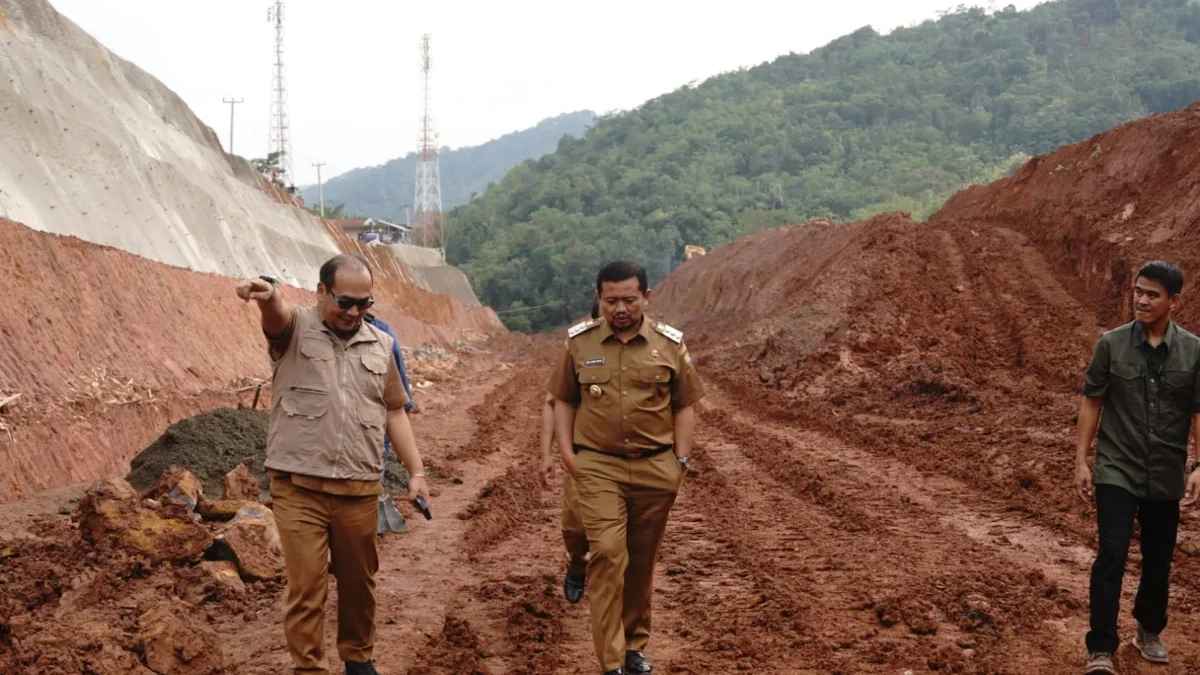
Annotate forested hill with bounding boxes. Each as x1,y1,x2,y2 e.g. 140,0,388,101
449,0,1200,332
301,110,596,220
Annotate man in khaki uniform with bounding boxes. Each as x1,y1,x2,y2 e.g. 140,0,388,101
540,300,601,604
547,260,704,675
236,254,431,675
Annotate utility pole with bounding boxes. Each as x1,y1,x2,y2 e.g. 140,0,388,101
222,97,243,155
312,160,326,217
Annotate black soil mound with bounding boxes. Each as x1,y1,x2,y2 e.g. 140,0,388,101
127,407,411,498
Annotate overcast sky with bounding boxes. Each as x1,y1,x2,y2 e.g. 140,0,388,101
50,0,1049,186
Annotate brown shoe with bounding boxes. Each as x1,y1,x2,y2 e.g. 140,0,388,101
1133,623,1169,664
1085,652,1115,674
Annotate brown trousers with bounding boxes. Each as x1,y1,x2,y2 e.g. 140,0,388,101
562,472,590,573
270,475,379,674
574,449,683,672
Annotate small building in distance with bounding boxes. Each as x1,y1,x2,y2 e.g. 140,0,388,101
334,218,412,246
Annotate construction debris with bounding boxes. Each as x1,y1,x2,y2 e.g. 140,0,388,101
143,466,205,511
206,504,284,582
221,463,261,502
77,477,213,564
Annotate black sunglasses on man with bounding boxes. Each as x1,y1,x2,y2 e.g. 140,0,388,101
330,290,374,311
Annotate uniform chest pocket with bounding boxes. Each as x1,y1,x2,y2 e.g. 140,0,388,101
634,366,672,411
1110,361,1143,386
580,368,611,385
1161,370,1195,408
635,366,672,385
579,368,613,406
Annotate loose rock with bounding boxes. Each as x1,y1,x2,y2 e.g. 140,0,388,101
139,598,225,674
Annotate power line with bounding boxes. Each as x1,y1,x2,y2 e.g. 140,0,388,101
492,300,567,315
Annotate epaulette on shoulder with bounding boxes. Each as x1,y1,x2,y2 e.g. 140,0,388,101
568,319,600,339
652,321,683,344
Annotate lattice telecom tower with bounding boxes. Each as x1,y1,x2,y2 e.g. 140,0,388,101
414,33,445,258
267,0,293,182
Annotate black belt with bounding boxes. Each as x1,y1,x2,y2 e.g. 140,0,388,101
574,444,673,460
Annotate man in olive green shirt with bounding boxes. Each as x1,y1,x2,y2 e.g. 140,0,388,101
1076,260,1200,674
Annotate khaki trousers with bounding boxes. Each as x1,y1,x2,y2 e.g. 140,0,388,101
270,475,379,674
574,449,683,672
562,472,590,574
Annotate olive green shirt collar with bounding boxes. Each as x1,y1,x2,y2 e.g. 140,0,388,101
1130,319,1176,350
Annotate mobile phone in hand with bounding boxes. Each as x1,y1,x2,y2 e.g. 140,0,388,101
414,495,432,520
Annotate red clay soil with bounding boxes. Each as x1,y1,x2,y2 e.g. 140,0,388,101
0,217,502,503
11,103,1200,675
650,102,1200,672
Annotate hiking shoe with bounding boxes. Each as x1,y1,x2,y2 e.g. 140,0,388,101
625,650,652,675
1134,623,1169,663
1084,652,1114,674
563,569,586,604
345,661,379,675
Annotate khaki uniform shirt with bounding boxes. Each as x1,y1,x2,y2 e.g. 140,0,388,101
547,316,704,454
1084,320,1200,500
265,305,410,496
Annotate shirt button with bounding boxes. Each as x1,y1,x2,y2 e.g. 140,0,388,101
622,391,627,395
622,367,627,372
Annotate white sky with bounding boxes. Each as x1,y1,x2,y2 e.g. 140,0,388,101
49,0,1049,186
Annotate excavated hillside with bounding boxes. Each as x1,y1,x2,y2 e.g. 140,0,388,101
0,0,502,502
649,102,1200,673
0,0,350,288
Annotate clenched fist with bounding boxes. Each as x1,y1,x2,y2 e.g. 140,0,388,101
236,277,275,302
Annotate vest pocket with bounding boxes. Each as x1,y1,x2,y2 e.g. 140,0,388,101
281,387,330,419
357,405,386,429
299,335,335,360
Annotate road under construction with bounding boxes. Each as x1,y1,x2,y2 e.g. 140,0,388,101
6,0,1200,673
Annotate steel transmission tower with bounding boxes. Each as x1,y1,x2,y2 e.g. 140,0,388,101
414,34,445,258
267,0,293,182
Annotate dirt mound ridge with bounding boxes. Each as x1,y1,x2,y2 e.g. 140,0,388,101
933,101,1200,328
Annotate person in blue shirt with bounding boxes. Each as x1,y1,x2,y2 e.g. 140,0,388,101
365,313,415,485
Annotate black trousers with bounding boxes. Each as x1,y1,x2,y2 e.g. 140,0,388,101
1086,484,1180,654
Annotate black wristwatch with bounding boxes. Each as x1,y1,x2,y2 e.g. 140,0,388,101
259,274,278,286
1191,461,1200,474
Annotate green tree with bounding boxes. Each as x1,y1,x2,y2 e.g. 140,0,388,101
448,0,1200,333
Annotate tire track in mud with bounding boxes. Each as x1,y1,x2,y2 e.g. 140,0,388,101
699,383,1200,674
409,363,578,675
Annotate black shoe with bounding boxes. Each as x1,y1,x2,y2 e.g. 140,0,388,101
602,669,624,675
563,569,586,604
625,650,652,674
345,661,379,675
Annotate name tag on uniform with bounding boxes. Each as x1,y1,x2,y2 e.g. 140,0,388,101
584,357,605,367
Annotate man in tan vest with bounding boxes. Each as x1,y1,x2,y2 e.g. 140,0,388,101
236,254,430,675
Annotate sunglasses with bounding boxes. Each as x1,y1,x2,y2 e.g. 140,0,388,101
329,291,375,311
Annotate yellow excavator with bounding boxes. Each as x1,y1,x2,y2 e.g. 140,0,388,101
684,245,706,260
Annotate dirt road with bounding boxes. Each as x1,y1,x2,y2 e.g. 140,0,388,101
220,343,1200,673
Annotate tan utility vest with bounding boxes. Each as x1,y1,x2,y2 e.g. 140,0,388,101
265,305,394,481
